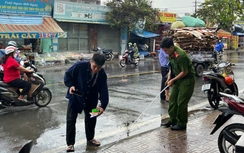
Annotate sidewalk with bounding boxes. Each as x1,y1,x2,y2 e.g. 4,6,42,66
92,109,243,153
34,52,157,71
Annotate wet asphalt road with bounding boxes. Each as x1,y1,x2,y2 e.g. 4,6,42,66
1,51,244,153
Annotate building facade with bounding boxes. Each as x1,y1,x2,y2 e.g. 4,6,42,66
0,0,66,53
53,0,122,54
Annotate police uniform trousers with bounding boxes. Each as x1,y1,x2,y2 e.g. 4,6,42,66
168,76,195,127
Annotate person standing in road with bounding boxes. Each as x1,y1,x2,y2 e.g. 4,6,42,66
158,48,170,102
64,52,109,152
160,38,195,130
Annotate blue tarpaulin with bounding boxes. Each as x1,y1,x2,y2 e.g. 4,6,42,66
233,31,244,36
132,30,160,38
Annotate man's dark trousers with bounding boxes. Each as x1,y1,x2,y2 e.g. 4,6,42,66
160,66,169,100
66,105,97,145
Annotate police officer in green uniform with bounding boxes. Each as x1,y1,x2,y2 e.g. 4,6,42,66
160,38,195,130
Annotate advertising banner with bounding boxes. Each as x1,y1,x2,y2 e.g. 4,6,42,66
53,1,110,24
0,32,67,39
0,0,53,16
159,12,177,23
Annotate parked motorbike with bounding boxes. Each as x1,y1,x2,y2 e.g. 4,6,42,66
202,61,238,109
0,70,52,109
119,49,139,67
93,47,114,61
210,92,244,153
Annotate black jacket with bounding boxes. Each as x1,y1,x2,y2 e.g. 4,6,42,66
64,60,109,113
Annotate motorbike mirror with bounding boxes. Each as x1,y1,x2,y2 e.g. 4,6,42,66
20,61,25,66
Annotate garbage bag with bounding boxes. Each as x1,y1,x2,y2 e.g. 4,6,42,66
181,16,197,27
195,18,205,27
170,21,186,29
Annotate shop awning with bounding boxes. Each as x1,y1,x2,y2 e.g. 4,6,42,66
132,30,160,38
0,15,67,39
233,31,244,36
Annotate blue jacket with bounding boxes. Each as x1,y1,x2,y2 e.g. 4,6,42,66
64,60,109,113
215,42,224,52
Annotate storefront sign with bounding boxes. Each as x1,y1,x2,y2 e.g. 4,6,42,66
53,1,110,24
0,0,53,16
0,32,67,39
159,12,177,23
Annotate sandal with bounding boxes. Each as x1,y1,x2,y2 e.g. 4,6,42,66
87,139,100,146
18,99,28,103
66,145,75,152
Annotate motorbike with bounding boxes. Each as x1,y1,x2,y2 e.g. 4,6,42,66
0,68,52,109
119,49,139,67
20,58,38,72
93,47,114,61
202,61,238,109
19,140,33,153
210,92,244,153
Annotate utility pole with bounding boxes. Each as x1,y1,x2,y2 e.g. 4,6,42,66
193,0,201,17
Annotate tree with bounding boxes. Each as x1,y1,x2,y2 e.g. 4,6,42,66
105,0,160,32
195,0,243,32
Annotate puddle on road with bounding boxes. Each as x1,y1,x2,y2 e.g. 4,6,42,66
188,108,215,120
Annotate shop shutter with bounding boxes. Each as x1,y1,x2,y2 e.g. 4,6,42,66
97,25,120,54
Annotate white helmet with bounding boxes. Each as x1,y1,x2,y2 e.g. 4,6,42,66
5,46,17,55
8,41,17,47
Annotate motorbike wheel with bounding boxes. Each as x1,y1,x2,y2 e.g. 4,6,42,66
106,53,113,61
207,84,220,109
120,59,126,67
195,64,204,77
134,61,139,66
35,88,52,107
218,123,244,153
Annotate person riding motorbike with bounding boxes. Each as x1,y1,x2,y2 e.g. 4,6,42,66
128,42,134,62
215,39,224,54
133,43,139,59
0,41,21,64
8,41,21,63
1,46,34,103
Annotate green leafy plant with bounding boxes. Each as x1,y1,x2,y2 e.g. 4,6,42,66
105,0,160,32
195,0,243,31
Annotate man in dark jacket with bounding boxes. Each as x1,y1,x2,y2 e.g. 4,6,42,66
64,52,109,152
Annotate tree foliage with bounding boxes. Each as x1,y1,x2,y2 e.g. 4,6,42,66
105,0,160,32
195,0,243,31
